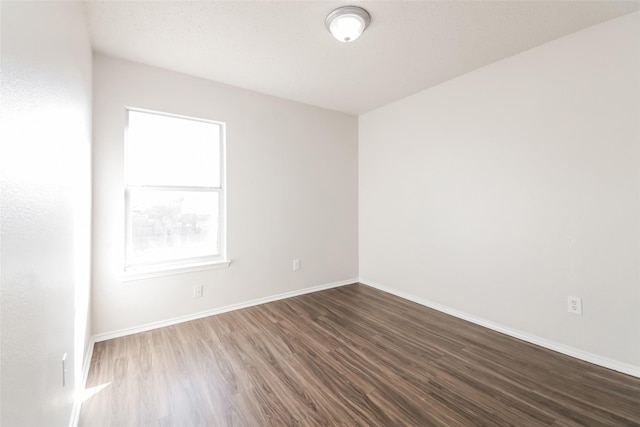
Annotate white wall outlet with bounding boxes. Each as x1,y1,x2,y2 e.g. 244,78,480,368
293,259,300,271
62,353,67,387
193,284,203,298
567,296,582,315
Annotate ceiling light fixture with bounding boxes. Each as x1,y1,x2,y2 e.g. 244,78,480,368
325,6,371,43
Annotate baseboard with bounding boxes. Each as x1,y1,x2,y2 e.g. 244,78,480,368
69,394,82,427
68,338,95,427
89,276,639,377
359,277,640,378
92,278,357,342
81,338,95,387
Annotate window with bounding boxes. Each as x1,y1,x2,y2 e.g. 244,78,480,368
124,109,227,274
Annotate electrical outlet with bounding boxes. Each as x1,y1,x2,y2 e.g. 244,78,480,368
194,285,203,299
62,353,67,387
567,296,582,315
293,259,300,271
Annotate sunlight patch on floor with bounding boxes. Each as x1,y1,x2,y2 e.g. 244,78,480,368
78,382,111,403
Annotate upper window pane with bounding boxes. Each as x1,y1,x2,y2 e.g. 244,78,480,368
126,110,221,187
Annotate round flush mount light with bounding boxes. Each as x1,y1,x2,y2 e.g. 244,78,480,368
325,6,371,43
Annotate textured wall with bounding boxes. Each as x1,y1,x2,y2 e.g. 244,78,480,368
0,2,92,425
359,12,640,369
91,55,358,336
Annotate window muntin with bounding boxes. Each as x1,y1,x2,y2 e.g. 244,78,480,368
125,109,225,272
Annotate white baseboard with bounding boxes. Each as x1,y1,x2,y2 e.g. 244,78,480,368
359,277,640,378
81,338,95,386
68,338,96,427
89,276,639,378
92,278,358,343
69,394,82,427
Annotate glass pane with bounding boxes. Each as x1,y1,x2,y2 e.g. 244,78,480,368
127,110,221,187
127,189,219,266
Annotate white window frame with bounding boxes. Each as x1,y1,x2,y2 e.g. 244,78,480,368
123,108,229,279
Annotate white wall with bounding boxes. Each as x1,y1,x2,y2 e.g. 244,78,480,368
0,2,93,426
359,11,640,370
92,55,358,336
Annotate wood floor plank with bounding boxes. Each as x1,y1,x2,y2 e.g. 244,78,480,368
79,284,640,426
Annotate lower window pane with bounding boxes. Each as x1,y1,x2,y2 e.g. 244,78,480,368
127,189,219,267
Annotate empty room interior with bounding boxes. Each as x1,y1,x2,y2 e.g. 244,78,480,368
2,1,640,426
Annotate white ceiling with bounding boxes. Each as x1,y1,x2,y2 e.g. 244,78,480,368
86,1,640,115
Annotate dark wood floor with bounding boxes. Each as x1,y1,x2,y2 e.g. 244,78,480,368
79,283,640,426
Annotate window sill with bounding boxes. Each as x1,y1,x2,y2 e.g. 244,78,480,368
122,259,231,282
